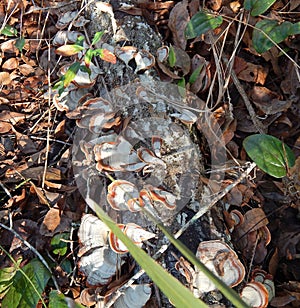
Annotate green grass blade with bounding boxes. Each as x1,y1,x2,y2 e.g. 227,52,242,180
89,201,207,308
155,223,250,308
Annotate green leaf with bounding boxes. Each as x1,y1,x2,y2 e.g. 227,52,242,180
243,134,295,178
51,233,69,256
0,258,22,296
244,0,276,16
90,203,207,308
177,78,186,97
2,259,51,308
92,31,104,45
84,49,94,66
60,259,72,275
185,11,223,39
0,25,17,36
49,290,84,308
168,45,176,68
75,36,85,46
292,22,300,35
53,79,65,96
253,20,295,53
63,62,81,87
189,65,203,84
15,37,25,52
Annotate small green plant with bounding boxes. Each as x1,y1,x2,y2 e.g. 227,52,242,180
53,31,116,95
0,24,25,52
1,258,50,308
243,134,295,178
50,232,69,256
185,2,300,54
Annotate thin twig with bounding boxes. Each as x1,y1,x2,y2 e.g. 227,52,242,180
42,41,53,189
222,56,266,134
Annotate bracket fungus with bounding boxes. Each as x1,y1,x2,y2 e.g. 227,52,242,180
114,284,152,308
240,281,269,308
108,223,156,254
107,180,177,214
77,214,155,284
190,240,245,296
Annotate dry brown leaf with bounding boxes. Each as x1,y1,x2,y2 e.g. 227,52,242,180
41,207,61,233
21,166,63,182
18,63,35,76
29,184,49,205
190,54,211,94
137,0,174,10
280,57,300,95
226,186,243,206
207,0,223,11
0,39,19,54
234,56,268,84
0,72,12,85
242,208,269,231
0,111,25,124
6,188,27,208
118,5,143,16
21,54,37,66
0,121,13,133
251,86,292,115
230,1,241,13
168,0,189,50
15,133,37,154
188,0,200,17
2,58,19,70
270,294,298,307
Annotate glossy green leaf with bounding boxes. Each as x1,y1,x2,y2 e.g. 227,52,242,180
2,259,50,308
243,134,295,178
92,31,104,45
89,202,207,308
63,62,81,87
15,37,25,52
253,20,295,53
51,233,69,256
49,290,84,308
168,45,176,68
185,11,223,39
0,25,17,36
244,0,276,16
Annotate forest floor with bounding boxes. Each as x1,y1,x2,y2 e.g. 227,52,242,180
0,0,300,307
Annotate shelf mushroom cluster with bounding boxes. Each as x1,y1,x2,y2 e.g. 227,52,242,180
77,214,155,285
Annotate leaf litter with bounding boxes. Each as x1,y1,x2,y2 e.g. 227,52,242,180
0,0,300,307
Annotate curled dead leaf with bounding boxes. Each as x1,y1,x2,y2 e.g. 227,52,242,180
168,0,189,50
251,86,292,115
